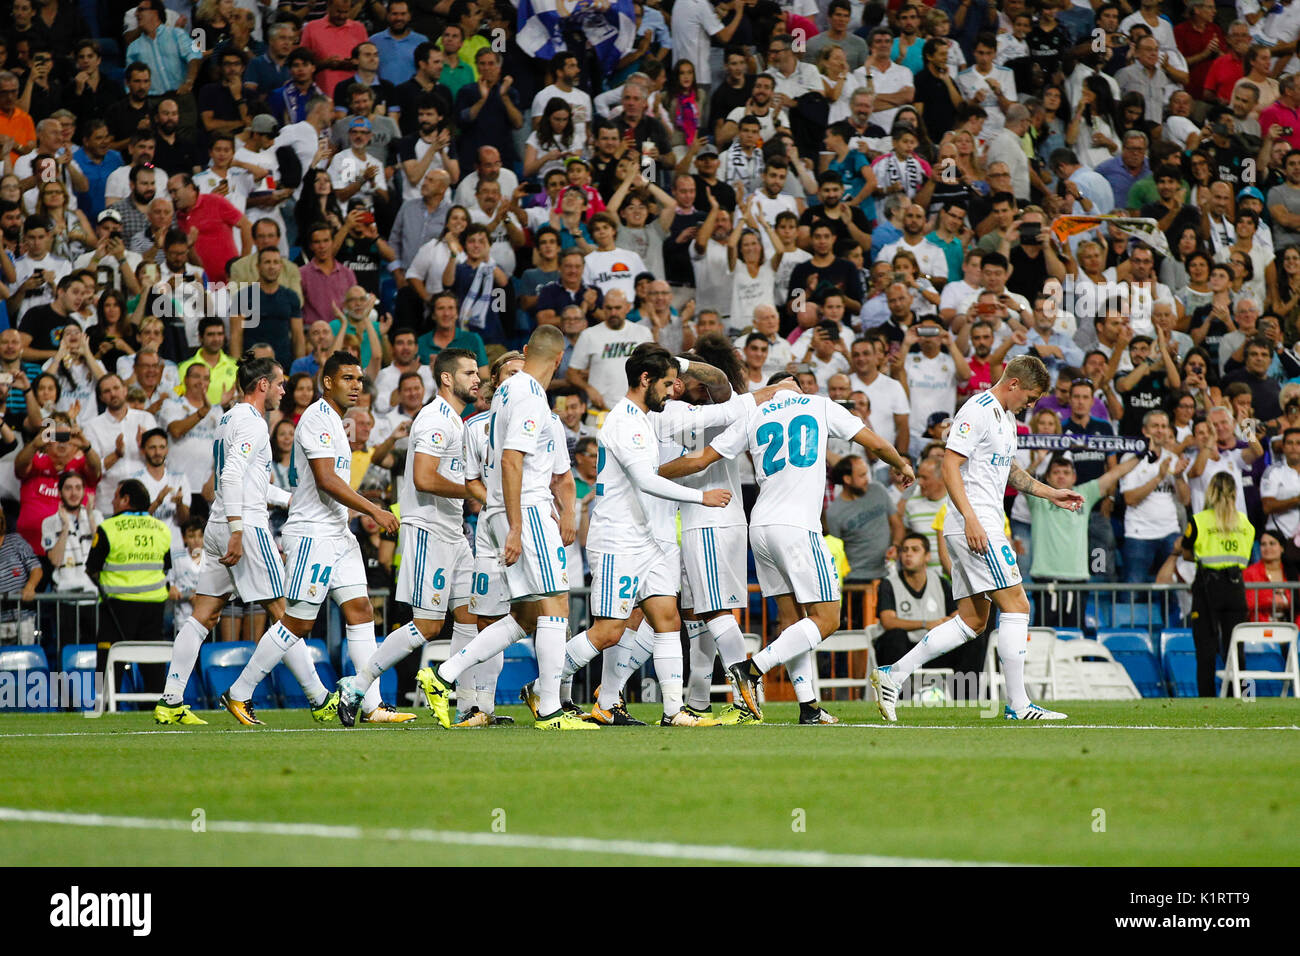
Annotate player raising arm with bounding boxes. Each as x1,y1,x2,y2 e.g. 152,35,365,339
870,355,1083,722
664,372,916,722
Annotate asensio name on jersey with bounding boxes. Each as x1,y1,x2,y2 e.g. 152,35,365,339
943,389,1018,537
281,399,352,538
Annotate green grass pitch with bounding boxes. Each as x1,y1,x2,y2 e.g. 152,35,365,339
0,700,1296,866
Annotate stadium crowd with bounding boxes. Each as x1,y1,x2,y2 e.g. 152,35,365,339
6,0,1300,668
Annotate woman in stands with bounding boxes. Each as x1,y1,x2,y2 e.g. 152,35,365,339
1244,530,1298,623
295,169,345,240
663,58,709,148
1267,245,1300,341
1179,348,1222,414
1158,226,1206,292
1066,75,1120,168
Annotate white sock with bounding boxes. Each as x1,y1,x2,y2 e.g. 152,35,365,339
601,623,653,710
345,622,382,713
752,617,821,673
706,613,747,668
230,621,298,700
686,628,715,710
534,616,567,716
449,620,479,711
356,621,426,693
562,631,600,678
891,616,978,684
599,627,636,696
786,651,817,702
163,616,208,705
997,612,1032,712
559,675,574,702
654,630,684,717
476,651,504,713
440,615,525,684
283,639,327,706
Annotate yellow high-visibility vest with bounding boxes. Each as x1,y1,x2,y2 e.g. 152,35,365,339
1189,509,1254,570
96,512,171,602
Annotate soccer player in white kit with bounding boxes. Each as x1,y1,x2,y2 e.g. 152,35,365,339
664,371,916,720
462,352,581,724
870,355,1083,721
558,344,762,726
334,348,483,726
219,351,403,725
415,326,592,730
153,352,339,725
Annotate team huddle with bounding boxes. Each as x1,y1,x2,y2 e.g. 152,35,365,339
153,324,1080,730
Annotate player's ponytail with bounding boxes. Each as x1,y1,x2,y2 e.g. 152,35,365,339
237,350,281,394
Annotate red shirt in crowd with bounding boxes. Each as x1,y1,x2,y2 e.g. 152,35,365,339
17,452,93,555
177,192,243,283
1174,19,1227,101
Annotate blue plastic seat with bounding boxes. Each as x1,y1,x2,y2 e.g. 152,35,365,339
342,637,397,705
494,642,539,706
60,644,99,712
1243,645,1287,697
1100,630,1167,697
273,639,338,708
200,642,277,710
1112,603,1165,629
1055,628,1085,641
1160,630,1198,697
0,645,52,712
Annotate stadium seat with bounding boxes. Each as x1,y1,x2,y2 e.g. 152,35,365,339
1052,640,1140,699
0,645,52,712
812,630,875,700
1220,623,1300,698
495,641,539,706
1111,603,1165,630
342,637,397,706
60,644,99,712
1084,598,1111,631
104,642,176,713
1160,630,1198,697
272,640,337,708
200,642,277,711
1055,628,1085,641
1099,631,1167,697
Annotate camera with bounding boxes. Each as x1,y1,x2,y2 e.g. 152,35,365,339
54,430,71,443
1019,222,1041,244
916,326,942,337
1284,127,1295,136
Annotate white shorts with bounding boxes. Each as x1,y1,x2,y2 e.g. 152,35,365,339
750,524,841,605
282,533,368,616
945,529,1023,601
396,524,473,619
197,521,284,604
469,546,510,618
680,525,747,613
589,543,668,620
646,538,681,598
481,506,570,602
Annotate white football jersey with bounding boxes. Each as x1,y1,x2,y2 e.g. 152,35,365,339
281,399,352,538
654,394,754,533
944,390,1017,537
483,371,557,518
714,392,863,532
463,408,490,482
209,402,276,527
400,395,466,541
589,398,660,552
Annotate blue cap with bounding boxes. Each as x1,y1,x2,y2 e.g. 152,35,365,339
1237,186,1265,203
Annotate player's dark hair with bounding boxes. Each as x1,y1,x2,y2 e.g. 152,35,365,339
434,348,476,389
238,349,280,394
323,350,362,381
689,333,747,395
117,479,152,513
625,342,675,388
766,371,796,386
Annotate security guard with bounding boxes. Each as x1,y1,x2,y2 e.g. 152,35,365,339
86,479,173,685
1182,472,1255,697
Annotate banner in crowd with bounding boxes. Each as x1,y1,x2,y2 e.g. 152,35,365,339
1019,434,1151,454
1050,216,1171,258
517,0,636,72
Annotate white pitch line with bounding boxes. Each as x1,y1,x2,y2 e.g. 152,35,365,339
0,722,1296,739
0,806,1015,867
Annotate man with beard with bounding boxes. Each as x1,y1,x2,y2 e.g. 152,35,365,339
130,427,191,550
877,202,950,287
268,47,326,127
394,96,457,204
151,97,204,176
392,43,453,137
371,0,428,89
719,73,788,147
797,172,872,251
170,173,250,284
0,199,24,263
566,289,651,410
153,354,340,727
104,133,168,208
688,142,736,214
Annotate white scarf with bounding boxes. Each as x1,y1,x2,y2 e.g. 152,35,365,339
877,153,925,198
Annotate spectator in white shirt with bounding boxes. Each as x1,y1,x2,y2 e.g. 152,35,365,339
1261,427,1300,542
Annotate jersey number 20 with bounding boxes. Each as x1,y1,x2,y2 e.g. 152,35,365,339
755,415,820,476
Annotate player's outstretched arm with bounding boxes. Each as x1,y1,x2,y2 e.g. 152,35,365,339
658,446,723,481
1009,460,1084,511
852,426,915,487
308,457,399,533
465,478,487,506
678,358,733,404
627,457,721,505
412,452,472,499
